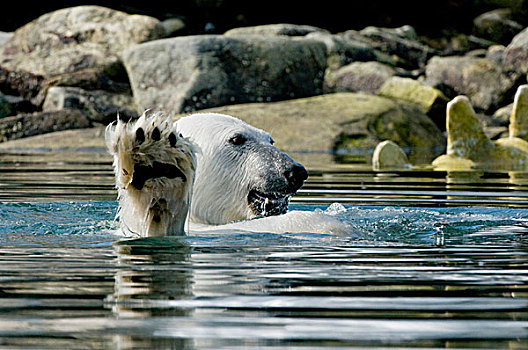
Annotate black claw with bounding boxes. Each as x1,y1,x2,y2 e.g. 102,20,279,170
152,127,161,141
169,133,177,147
135,128,145,144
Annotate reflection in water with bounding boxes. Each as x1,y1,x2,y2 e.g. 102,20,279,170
109,238,192,349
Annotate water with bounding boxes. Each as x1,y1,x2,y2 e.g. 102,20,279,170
0,151,527,349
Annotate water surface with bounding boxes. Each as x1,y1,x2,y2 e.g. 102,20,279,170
0,150,527,348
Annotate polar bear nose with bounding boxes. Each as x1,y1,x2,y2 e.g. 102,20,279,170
285,163,308,191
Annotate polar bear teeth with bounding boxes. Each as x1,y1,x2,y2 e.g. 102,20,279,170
248,189,290,217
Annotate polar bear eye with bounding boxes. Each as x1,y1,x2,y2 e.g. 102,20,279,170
229,135,247,146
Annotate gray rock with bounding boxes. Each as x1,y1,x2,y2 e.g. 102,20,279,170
0,6,165,96
425,55,522,112
0,109,90,142
123,35,327,113
307,31,377,69
43,87,137,124
224,23,328,37
358,25,437,69
161,18,186,37
492,103,513,125
0,32,13,47
473,8,523,44
324,61,396,94
504,27,528,74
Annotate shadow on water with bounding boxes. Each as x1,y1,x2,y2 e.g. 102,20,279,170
0,150,527,348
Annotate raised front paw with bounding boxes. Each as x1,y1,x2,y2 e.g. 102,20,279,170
105,111,197,237
105,112,195,191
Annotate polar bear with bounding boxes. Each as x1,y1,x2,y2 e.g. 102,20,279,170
106,111,348,237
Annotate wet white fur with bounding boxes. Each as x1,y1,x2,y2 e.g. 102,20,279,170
106,112,350,237
105,112,196,237
176,113,274,225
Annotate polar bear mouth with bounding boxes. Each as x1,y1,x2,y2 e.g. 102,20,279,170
247,189,291,217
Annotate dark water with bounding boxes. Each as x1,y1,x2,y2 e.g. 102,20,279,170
0,151,527,349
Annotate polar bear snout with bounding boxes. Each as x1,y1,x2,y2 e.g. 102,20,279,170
284,162,308,193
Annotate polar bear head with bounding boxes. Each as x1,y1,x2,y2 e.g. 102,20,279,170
177,113,308,225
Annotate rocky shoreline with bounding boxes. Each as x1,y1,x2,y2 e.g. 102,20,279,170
0,5,527,165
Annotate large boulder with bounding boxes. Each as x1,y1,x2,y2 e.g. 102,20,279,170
425,55,522,112
504,27,528,74
183,92,444,163
123,35,327,113
0,6,165,100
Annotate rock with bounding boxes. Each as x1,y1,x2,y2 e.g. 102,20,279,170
123,35,327,113
0,32,13,47
32,68,131,107
224,23,328,36
307,31,378,69
377,76,448,128
432,95,528,170
486,44,507,64
0,6,165,98
508,84,528,139
493,102,513,125
473,8,523,45
160,18,186,37
324,61,396,94
425,55,522,112
504,27,528,73
0,92,12,118
186,92,444,163
0,126,106,151
43,87,137,124
358,25,437,69
0,66,44,101
0,109,90,142
372,140,410,170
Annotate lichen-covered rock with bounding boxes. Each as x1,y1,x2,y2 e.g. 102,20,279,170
472,8,523,45
43,87,137,124
0,109,90,142
508,84,528,139
224,23,328,36
372,140,410,170
123,35,327,113
0,6,164,100
324,61,396,94
187,92,444,163
432,95,528,170
377,76,448,128
504,27,528,73
425,55,522,112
